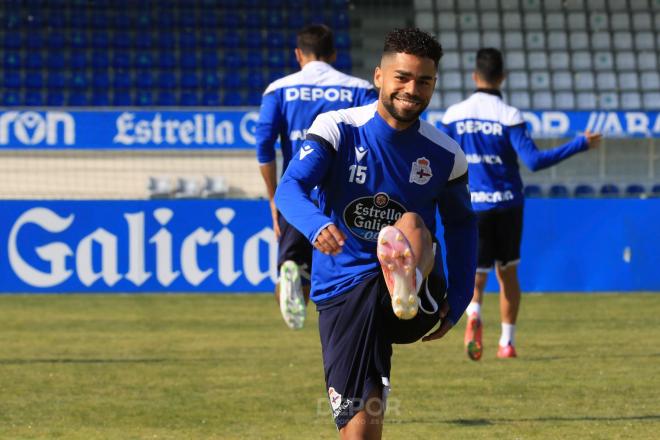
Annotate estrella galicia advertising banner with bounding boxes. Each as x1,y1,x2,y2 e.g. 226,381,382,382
0,199,658,293
0,109,659,149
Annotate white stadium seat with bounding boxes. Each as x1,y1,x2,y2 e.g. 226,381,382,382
635,32,655,50
526,32,545,50
593,52,614,70
502,12,522,29
500,0,520,10
504,32,524,49
459,13,479,29
528,51,548,69
589,12,608,31
480,11,500,29
642,92,660,109
508,71,529,90
440,71,463,90
570,32,589,50
552,71,573,90
506,51,527,69
621,92,642,109
565,0,586,10
546,13,565,31
442,91,463,107
615,51,637,70
613,32,634,50
530,71,550,90
574,72,595,89
532,92,553,109
576,92,597,109
437,12,457,30
572,51,593,70
438,32,459,49
549,51,570,69
591,32,611,50
637,51,658,70
461,52,477,69
610,13,631,30
632,13,653,30
617,72,640,91
414,0,434,10
555,91,576,109
481,31,502,49
544,0,565,10
441,51,460,69
608,0,628,10
457,0,476,10
596,72,617,91
461,32,481,50
567,12,587,30
415,13,435,30
599,92,619,109
510,91,531,108
641,72,660,90
523,12,544,30
435,0,455,9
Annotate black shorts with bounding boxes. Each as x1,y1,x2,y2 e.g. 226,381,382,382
277,212,312,282
476,205,523,271
318,270,446,429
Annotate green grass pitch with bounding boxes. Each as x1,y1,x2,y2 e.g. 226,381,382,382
0,293,658,439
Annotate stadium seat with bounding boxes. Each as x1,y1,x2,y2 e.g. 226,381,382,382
179,31,197,49
47,71,66,89
136,91,153,106
92,73,110,89
70,72,88,89
156,91,176,106
175,177,202,199
524,184,543,198
625,184,646,197
3,72,20,89
246,91,262,106
92,51,110,69
651,184,660,198
267,31,286,50
222,91,243,106
2,91,20,106
180,53,198,70
202,176,229,198
135,52,154,69
335,53,352,71
548,184,569,198
202,71,221,90
47,32,65,50
202,92,220,106
69,52,88,70
246,51,265,69
266,11,285,28
181,72,199,89
3,32,21,50
202,52,220,69
135,32,153,50
158,72,177,89
25,91,44,106
25,72,43,89
600,183,621,197
574,184,596,198
113,71,132,89
91,92,110,106
91,32,110,49
200,12,219,28
68,92,88,106
157,32,176,49
222,11,242,28
244,11,262,28
148,176,174,199
112,52,132,69
244,31,263,49
46,91,65,106
136,72,154,88
25,52,43,70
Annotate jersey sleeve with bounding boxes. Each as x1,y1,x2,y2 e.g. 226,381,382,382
356,86,378,106
255,91,282,165
274,115,338,244
509,122,588,172
436,167,478,325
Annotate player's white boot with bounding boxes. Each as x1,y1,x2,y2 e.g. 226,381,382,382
279,260,305,329
377,226,422,320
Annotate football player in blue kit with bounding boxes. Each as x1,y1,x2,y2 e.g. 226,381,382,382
441,48,602,360
275,28,477,438
256,24,377,330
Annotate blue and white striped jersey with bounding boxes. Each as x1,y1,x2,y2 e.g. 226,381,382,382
275,102,478,325
255,61,378,173
441,90,588,211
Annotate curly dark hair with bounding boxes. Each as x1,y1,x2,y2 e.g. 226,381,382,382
382,28,443,66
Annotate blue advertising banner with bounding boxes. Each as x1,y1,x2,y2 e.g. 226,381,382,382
0,199,658,293
0,109,659,149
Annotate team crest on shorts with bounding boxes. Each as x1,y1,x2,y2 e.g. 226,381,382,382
409,157,433,185
328,387,342,413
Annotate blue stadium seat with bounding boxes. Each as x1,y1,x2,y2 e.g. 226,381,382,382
47,72,65,89
136,91,153,106
201,12,219,28
2,91,20,106
136,12,152,28
246,51,264,69
523,184,543,198
268,70,285,83
222,91,243,106
70,72,88,89
179,31,197,49
135,52,154,69
112,52,132,69
287,52,299,69
113,12,131,29
625,184,646,197
157,11,176,28
25,33,43,50
91,32,110,49
223,75,241,90
652,184,660,198
247,91,262,106
113,91,132,106
112,33,131,49
158,72,177,89
201,32,219,48
113,71,132,89
69,31,87,48
156,91,176,106
335,53,352,71
3,72,21,89
247,70,265,91
222,11,242,28
287,12,305,29
267,31,285,50
46,52,65,70
3,12,20,30
181,72,199,89
25,53,43,70
69,11,89,28
3,52,19,69
68,92,88,106
47,91,65,106
202,52,219,69
180,53,198,70
136,72,154,88
25,72,43,89
91,92,110,106
202,72,221,89
25,91,44,106
222,30,241,49
336,31,351,50
180,92,199,106
223,51,243,69
69,52,88,69
287,32,297,50
242,0,260,7
47,12,66,29
92,51,110,69
600,183,620,197
548,184,569,198
91,11,110,28
244,11,262,29
135,32,153,50
158,52,176,69
574,184,596,198
332,11,350,29
245,31,263,49
266,11,285,28
267,52,285,69
47,32,65,49
157,32,176,49
92,73,110,89
202,92,220,106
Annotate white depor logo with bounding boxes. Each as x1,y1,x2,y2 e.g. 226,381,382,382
409,157,433,185
355,145,367,162
0,111,75,145
299,145,314,160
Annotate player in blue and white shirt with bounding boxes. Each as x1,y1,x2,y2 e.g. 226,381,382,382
441,48,601,360
276,28,477,437
255,25,377,330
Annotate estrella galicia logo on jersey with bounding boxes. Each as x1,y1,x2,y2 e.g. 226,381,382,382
409,157,433,185
355,145,367,162
343,192,406,241
299,145,314,160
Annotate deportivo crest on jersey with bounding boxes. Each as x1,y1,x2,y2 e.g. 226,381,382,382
299,145,314,160
343,192,406,241
409,157,433,185
328,387,342,413
355,145,367,162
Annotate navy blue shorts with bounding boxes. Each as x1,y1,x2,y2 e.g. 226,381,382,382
318,270,446,429
476,205,523,271
277,212,312,282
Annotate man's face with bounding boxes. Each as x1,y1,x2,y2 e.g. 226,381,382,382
374,52,437,128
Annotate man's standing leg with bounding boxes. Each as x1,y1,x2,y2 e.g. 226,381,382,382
495,264,520,358
340,387,384,440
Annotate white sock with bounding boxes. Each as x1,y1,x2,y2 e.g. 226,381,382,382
499,323,516,347
465,302,481,317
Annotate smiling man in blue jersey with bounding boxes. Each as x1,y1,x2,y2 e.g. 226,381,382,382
256,24,377,330
275,28,477,438
441,48,602,360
